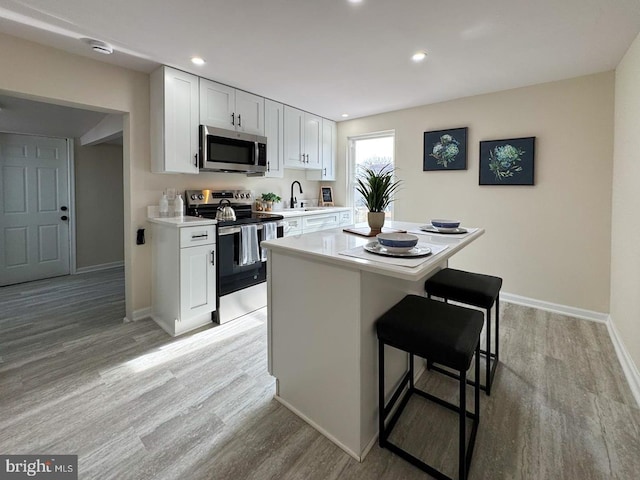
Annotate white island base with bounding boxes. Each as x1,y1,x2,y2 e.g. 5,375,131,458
264,222,484,461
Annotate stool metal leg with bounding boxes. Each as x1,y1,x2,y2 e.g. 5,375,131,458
378,339,386,447
409,353,414,390
459,368,467,480
495,295,500,362
485,307,491,396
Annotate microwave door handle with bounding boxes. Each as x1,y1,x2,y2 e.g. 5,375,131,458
231,112,235,126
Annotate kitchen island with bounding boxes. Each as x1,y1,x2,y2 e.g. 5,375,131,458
262,221,484,461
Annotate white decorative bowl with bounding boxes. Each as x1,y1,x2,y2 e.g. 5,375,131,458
376,233,419,252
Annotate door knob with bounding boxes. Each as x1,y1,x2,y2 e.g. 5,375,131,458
61,215,68,221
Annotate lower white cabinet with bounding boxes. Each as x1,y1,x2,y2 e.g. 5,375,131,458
151,222,216,336
302,212,340,233
283,216,303,236
282,209,353,237
338,209,352,226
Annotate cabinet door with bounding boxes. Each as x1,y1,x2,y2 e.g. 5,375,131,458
264,99,284,178
304,113,322,169
284,106,305,168
308,118,336,180
235,90,265,135
151,66,199,174
199,78,235,129
180,244,216,320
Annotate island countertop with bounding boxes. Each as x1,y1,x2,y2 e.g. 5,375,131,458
262,220,484,281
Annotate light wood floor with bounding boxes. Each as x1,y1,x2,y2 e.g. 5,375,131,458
1,269,639,479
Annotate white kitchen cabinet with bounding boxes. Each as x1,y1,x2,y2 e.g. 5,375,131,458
264,99,284,178
302,211,340,233
199,78,265,135
151,222,217,336
338,209,353,226
307,118,337,181
283,216,303,236
150,66,199,174
284,106,322,170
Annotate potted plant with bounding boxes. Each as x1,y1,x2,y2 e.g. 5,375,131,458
355,165,401,232
261,192,282,211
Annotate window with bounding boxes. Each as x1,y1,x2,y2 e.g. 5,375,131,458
347,131,396,224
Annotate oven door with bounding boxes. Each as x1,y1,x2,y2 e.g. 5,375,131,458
216,223,283,296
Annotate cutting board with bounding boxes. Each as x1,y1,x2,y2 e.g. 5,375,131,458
342,226,407,238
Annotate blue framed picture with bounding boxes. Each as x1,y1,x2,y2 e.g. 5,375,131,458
479,137,535,185
423,127,467,171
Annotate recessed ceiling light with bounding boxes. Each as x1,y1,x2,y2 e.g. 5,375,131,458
412,51,427,62
341,113,349,118
191,57,206,66
86,39,113,55
348,0,363,3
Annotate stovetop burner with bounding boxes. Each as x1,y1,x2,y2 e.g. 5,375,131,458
185,189,283,226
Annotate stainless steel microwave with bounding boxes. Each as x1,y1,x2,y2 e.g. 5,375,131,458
199,125,267,174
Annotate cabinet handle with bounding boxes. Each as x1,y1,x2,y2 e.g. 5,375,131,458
211,250,215,266
191,234,208,239
231,112,235,126
194,153,198,166
306,154,310,163
300,153,305,163
323,167,327,176
238,114,242,127
267,161,270,172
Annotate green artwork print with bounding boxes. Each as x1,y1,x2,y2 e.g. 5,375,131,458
423,128,467,171
488,144,525,181
430,134,460,168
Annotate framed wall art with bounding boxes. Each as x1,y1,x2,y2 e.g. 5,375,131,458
479,137,535,185
423,127,467,171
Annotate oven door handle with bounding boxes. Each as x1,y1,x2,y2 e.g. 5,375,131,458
218,222,283,236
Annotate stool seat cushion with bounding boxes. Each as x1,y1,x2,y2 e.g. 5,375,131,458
425,268,502,309
376,295,484,371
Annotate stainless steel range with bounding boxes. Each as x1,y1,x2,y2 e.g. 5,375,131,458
185,189,284,324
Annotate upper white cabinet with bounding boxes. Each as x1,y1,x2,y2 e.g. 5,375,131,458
284,106,322,170
264,99,284,178
307,118,337,181
199,78,265,135
150,66,199,174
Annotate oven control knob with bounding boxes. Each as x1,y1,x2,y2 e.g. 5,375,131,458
191,194,197,200
235,193,240,199
198,194,204,200
246,193,251,199
240,193,246,198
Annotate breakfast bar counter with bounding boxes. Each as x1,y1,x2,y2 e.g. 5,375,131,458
262,221,484,461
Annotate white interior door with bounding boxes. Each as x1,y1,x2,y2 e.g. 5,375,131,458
0,133,70,286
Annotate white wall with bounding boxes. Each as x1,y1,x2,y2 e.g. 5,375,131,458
74,139,124,269
338,72,614,314
611,32,640,372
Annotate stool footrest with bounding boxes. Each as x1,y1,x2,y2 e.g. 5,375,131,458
430,355,498,394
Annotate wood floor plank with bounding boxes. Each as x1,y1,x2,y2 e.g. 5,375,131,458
1,268,638,479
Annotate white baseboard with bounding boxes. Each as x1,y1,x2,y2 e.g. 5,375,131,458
123,307,152,323
606,316,640,408
501,291,608,323
76,261,124,274
274,394,363,462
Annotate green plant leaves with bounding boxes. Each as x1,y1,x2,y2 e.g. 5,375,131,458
355,164,401,212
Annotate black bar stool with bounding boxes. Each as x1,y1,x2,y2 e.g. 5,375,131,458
425,268,502,395
377,295,484,480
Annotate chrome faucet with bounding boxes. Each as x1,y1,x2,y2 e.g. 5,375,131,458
290,181,303,209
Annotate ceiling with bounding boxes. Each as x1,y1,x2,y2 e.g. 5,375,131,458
1,0,639,121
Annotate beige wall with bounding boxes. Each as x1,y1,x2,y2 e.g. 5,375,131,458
338,72,614,313
0,32,321,318
74,139,124,269
611,33,640,370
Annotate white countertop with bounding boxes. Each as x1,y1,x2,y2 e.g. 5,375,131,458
262,221,484,281
147,215,217,227
255,206,351,218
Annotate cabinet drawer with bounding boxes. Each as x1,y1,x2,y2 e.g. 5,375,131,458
180,226,215,247
338,210,353,226
284,217,303,236
302,213,339,233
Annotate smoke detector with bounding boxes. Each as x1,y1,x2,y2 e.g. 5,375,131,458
86,39,113,55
